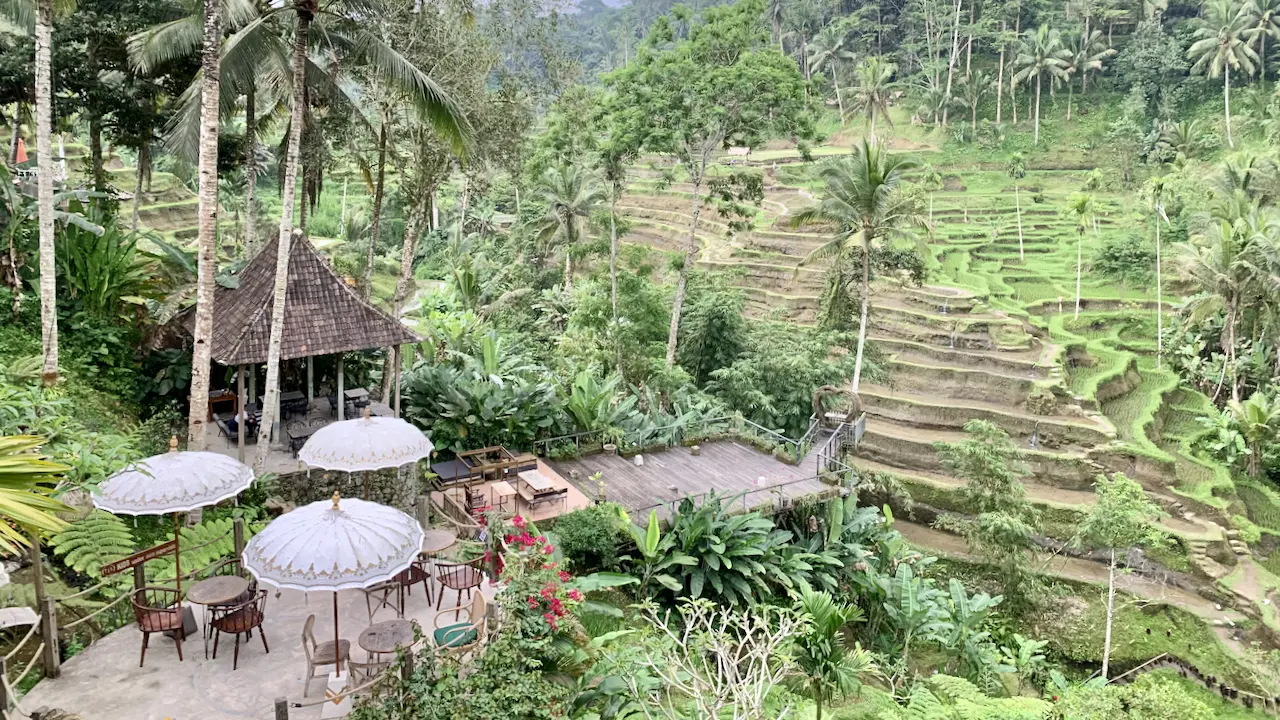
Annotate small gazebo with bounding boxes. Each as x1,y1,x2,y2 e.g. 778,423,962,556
202,234,421,460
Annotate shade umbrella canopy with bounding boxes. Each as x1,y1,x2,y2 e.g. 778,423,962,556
241,493,425,592
298,415,434,472
92,447,255,515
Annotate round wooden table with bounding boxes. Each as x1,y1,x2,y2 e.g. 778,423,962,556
187,575,249,606
359,619,415,657
421,529,458,557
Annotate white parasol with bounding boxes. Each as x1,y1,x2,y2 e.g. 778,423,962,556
93,438,255,593
298,413,433,473
241,492,425,671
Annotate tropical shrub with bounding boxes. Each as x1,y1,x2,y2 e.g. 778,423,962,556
552,502,629,573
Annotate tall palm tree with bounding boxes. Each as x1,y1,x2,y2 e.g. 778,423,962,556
535,164,606,292
767,0,785,52
789,139,925,392
783,0,823,80
792,588,874,720
849,57,896,137
187,0,224,451
1007,153,1027,260
1188,0,1259,148
1013,25,1070,145
1064,192,1095,319
1065,28,1115,121
1246,0,1280,82
33,0,56,384
252,0,469,470
921,163,943,222
808,25,855,125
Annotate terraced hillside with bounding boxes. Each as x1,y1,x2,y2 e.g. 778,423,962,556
616,152,1280,634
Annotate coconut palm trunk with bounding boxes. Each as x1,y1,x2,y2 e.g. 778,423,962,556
665,173,705,368
610,197,622,374
852,230,871,392
1102,548,1115,678
1223,68,1233,148
1155,208,1162,368
1074,225,1083,319
255,1,312,470
187,0,222,451
997,22,1005,123
243,84,257,255
35,0,57,385
363,116,389,300
1033,74,1042,144
131,147,145,232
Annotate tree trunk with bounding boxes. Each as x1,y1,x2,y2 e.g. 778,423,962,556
1011,3,1020,124
610,198,622,374
1083,16,1090,94
1224,68,1233,148
665,173,705,368
89,115,105,191
965,0,974,74
833,71,845,126
996,23,1005,123
131,146,144,232
1102,548,1115,679
1015,184,1023,260
35,0,57,385
187,0,222,451
255,5,311,470
8,109,19,165
775,14,782,53
852,232,871,392
1066,80,1073,121
1155,206,1162,368
971,103,977,134
1074,228,1082,319
941,0,963,125
1033,74,1041,144
363,117,389,300
382,202,423,402
243,83,257,255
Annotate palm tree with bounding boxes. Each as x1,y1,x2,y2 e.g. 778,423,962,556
849,57,896,137
1065,29,1115,121
1188,0,1259,148
535,164,605,292
251,0,470,471
792,588,874,720
783,0,823,80
767,0,785,52
1148,177,1169,368
954,70,993,133
921,164,944,222
1013,25,1070,145
1225,391,1280,476
0,436,70,553
33,0,56,384
1246,0,1280,82
790,139,925,392
187,0,224,451
1064,192,1095,319
808,25,855,125
1007,153,1027,260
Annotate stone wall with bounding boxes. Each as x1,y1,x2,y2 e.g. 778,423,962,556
275,464,422,512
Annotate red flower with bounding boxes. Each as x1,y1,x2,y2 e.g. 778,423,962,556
543,545,556,555
558,571,573,583
513,515,526,529
543,612,558,630
540,586,556,600
566,589,583,602
536,535,547,544
527,597,540,610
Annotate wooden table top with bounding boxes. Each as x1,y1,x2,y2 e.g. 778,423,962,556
421,529,458,555
359,619,414,655
344,388,370,400
491,480,516,497
518,469,552,492
186,575,249,606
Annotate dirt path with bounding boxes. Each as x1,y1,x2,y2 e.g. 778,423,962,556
896,520,1244,623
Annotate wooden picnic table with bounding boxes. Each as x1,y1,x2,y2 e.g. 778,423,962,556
518,469,553,493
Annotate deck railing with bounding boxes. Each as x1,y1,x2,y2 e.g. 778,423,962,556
630,473,840,521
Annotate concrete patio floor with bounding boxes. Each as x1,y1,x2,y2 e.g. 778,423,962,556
22,576,498,720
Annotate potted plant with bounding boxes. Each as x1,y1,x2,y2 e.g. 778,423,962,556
601,427,624,455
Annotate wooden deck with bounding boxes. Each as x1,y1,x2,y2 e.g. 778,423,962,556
548,440,832,518
433,460,592,524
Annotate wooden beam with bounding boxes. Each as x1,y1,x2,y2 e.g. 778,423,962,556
237,365,246,463
337,356,345,421
393,345,402,417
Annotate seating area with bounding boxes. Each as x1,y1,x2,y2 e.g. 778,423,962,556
23,524,501,720
436,458,592,524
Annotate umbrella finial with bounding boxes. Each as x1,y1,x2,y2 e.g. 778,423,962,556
168,436,179,452
332,491,341,510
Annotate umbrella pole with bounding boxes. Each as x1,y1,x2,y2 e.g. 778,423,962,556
333,591,342,677
173,512,181,596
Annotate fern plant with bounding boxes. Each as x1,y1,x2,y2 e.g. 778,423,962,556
49,511,136,579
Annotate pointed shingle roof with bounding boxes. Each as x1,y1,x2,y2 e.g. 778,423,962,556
205,235,420,366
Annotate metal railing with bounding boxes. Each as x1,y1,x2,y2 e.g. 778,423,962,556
631,473,839,521
533,416,739,458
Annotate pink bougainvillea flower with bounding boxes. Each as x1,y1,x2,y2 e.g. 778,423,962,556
557,571,572,583
567,589,583,601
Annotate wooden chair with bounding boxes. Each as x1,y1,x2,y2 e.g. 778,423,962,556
348,658,391,689
396,558,432,605
363,579,403,621
432,592,487,658
302,614,351,697
211,590,269,670
131,587,185,667
435,556,484,617
464,486,487,518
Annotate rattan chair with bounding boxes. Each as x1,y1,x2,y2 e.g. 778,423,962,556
131,587,185,667
211,590,269,670
432,592,487,658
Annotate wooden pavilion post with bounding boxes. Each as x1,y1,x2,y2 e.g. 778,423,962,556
249,364,257,410
337,356,345,421
237,365,246,463
393,345,402,417
306,356,314,405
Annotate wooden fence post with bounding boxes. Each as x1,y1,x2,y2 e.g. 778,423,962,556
133,564,146,593
40,596,59,679
274,696,289,719
400,653,415,681
415,495,430,530
233,517,246,575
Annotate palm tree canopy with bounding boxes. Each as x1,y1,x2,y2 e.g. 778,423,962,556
1013,25,1071,88
808,24,854,76
535,164,607,252
0,436,71,553
1188,0,1259,78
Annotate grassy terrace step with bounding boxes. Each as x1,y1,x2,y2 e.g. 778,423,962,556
859,384,1115,448
873,336,1049,375
857,416,1102,489
884,357,1042,406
